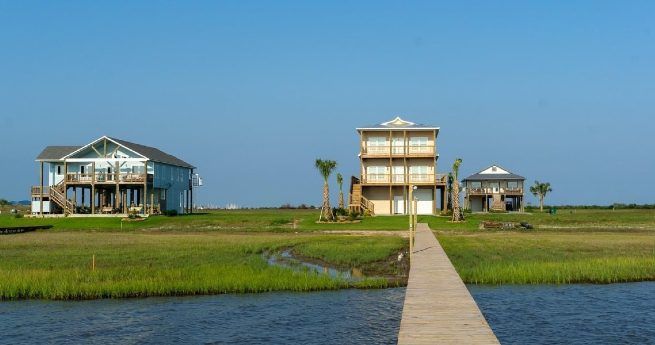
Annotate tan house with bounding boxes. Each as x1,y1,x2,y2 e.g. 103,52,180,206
462,165,525,212
349,117,447,215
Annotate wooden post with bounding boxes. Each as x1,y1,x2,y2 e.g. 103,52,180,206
92,254,95,271
39,161,44,216
190,169,194,214
143,161,148,215
73,187,77,213
91,162,95,214
115,161,120,211
150,193,154,214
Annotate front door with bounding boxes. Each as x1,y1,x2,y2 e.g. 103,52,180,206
394,195,405,214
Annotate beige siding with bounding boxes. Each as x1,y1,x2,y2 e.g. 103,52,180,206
363,186,392,215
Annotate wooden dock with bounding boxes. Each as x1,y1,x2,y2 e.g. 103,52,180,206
397,223,500,345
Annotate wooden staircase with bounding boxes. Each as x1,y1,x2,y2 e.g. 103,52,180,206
490,194,505,212
49,180,74,215
348,177,375,215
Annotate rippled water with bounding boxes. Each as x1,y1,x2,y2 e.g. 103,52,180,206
470,282,655,345
0,288,405,345
2,283,654,344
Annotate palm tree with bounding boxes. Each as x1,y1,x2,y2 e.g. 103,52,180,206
530,181,553,212
336,173,345,209
315,159,337,221
451,158,463,222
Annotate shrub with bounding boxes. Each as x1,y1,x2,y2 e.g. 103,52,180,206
12,213,23,219
162,209,178,217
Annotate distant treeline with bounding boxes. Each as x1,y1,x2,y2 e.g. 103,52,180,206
527,204,655,210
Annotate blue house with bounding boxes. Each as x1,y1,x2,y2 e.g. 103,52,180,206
31,136,196,216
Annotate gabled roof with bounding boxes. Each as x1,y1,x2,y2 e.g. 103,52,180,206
462,165,525,181
357,116,440,131
109,137,195,169
36,136,195,169
36,146,81,161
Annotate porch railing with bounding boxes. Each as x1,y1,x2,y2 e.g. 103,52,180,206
361,145,435,156
66,173,153,183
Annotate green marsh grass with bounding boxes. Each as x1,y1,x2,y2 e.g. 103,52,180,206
0,232,405,300
438,232,655,284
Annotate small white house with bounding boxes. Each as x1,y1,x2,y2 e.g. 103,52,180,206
32,136,196,216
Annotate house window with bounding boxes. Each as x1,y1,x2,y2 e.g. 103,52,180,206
470,181,481,189
80,166,86,174
409,137,428,145
56,166,62,175
508,181,518,189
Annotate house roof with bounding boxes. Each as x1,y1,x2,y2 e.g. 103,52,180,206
36,136,195,169
109,137,195,169
462,165,525,181
357,116,440,131
36,146,82,161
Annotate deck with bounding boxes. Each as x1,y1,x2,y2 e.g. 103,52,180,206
397,223,499,345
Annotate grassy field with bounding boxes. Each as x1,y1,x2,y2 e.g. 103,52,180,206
0,231,406,300
1,208,654,299
439,231,655,284
0,209,409,232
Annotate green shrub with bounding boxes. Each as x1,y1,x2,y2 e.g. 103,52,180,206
162,209,178,217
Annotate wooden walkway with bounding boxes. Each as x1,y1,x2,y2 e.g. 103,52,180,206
397,223,500,345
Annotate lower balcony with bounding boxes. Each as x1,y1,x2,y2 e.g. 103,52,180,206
65,173,153,184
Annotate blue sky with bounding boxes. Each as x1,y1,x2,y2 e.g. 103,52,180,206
1,1,654,206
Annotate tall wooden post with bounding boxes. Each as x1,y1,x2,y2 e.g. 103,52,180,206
39,161,44,216
115,162,120,211
73,187,77,214
143,161,148,215
91,162,95,214
190,169,194,214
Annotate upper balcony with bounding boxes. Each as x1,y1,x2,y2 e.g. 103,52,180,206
361,145,436,158
361,173,447,185
65,173,154,184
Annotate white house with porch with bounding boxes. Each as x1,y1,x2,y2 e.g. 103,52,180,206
31,136,196,216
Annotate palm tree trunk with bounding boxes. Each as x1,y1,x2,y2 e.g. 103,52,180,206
452,182,461,222
338,191,344,209
540,196,544,212
320,181,333,221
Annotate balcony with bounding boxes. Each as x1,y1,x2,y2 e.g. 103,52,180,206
361,173,447,185
468,187,524,195
361,145,435,157
65,173,153,184
31,186,50,196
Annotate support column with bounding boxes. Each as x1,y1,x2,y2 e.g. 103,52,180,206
143,161,148,215
39,161,44,216
91,162,95,214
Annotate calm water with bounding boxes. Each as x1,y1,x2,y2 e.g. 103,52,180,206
470,282,655,345
0,288,404,345
1,283,654,344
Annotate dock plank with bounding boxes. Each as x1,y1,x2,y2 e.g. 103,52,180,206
397,223,499,345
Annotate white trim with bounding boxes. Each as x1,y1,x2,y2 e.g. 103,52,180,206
65,158,147,163
381,116,416,126
62,136,148,160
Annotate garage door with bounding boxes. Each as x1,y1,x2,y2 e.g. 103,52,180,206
414,189,433,215
470,197,483,212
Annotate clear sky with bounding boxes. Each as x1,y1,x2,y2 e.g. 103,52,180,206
1,1,654,207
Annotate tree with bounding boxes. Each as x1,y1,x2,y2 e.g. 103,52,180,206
530,181,553,212
0,199,9,206
451,158,464,222
336,173,345,209
315,159,337,221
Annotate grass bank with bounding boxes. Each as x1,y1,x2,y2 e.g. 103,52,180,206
0,232,406,300
439,231,655,284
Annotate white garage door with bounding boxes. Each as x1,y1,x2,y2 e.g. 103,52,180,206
414,189,433,215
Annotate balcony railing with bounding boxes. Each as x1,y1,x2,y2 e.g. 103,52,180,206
361,145,435,156
65,173,153,183
468,187,523,194
31,186,50,196
361,173,447,184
